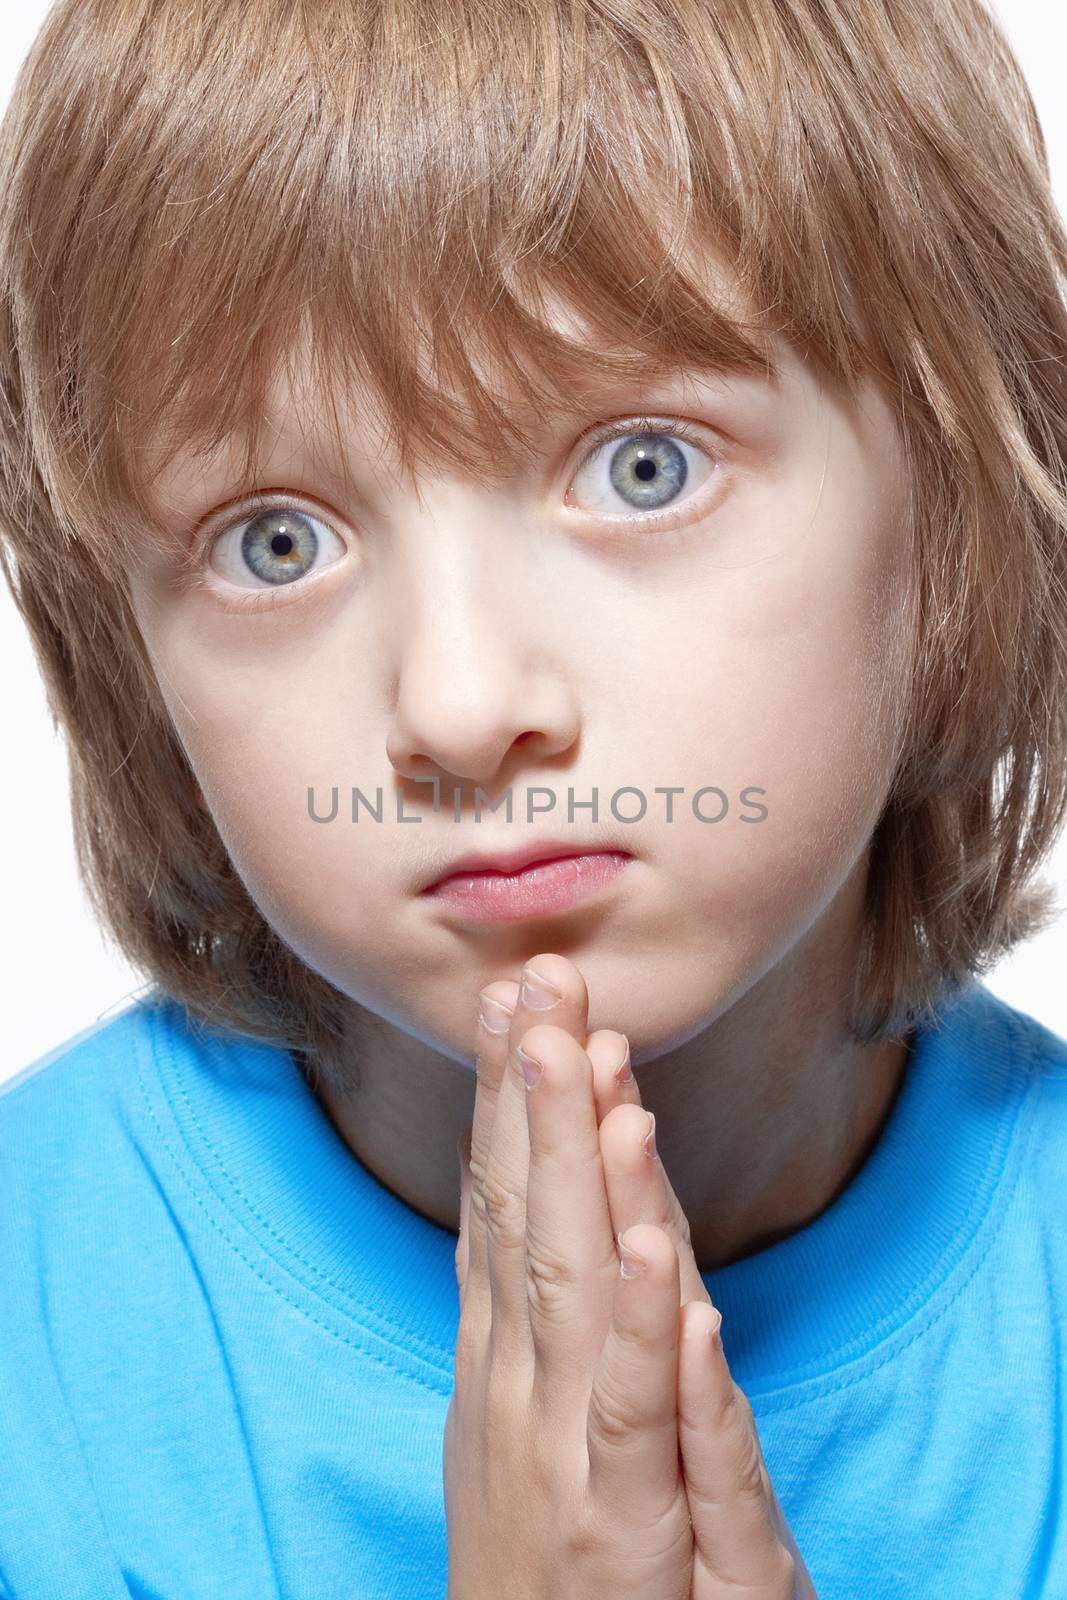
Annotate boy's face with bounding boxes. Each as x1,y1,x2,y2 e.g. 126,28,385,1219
128,310,915,1069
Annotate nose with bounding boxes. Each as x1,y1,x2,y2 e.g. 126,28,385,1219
384,532,580,792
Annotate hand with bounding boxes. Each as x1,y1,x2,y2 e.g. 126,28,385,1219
446,950,817,1599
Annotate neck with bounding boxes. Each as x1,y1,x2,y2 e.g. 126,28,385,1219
311,868,913,1274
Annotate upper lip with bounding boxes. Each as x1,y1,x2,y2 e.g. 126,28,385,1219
420,838,629,892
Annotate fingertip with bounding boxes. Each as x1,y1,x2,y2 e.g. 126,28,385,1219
616,1227,650,1280
477,983,518,1034
682,1298,723,1348
616,1221,678,1285
609,1031,633,1086
617,1220,656,1258
587,1029,638,1100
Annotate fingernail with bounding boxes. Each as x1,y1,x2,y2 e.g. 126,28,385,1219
479,991,514,1034
520,967,563,1009
708,1306,723,1349
616,1228,647,1278
612,1037,633,1085
642,1111,657,1160
513,1043,544,1090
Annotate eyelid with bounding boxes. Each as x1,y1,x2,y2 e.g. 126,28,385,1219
181,563,333,615
572,412,717,458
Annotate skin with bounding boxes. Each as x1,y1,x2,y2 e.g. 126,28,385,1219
128,298,917,1278
445,953,813,1596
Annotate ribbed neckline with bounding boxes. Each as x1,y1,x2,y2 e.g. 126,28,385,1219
135,975,1035,1398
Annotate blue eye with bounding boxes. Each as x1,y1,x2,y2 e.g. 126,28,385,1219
607,432,687,510
569,419,718,519
210,506,346,589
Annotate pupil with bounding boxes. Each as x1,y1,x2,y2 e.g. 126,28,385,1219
634,458,657,481
271,533,293,555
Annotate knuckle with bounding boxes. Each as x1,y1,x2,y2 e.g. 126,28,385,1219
524,1236,581,1320
736,1384,758,1430
730,1409,769,1504
476,1174,524,1244
726,1382,758,1433
698,1380,767,1506
716,1375,754,1430
570,1500,617,1568
587,1376,638,1447
611,1306,657,1364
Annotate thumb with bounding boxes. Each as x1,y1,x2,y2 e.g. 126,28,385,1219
677,1300,797,1593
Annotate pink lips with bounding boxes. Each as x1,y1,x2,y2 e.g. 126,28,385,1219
420,848,633,923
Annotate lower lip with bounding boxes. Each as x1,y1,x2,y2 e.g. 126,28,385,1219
422,851,633,922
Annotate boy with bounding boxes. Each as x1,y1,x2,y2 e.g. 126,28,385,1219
1,0,1066,1595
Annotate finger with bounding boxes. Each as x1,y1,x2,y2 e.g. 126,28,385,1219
463,979,520,1329
587,1032,711,1310
586,1028,636,1119
479,955,590,1364
677,1302,796,1594
522,1025,622,1405
454,1130,472,1304
585,1222,685,1531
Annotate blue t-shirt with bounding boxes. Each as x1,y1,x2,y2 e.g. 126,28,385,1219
1,976,1065,1598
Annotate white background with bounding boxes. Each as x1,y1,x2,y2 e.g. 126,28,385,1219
2,1,1066,1079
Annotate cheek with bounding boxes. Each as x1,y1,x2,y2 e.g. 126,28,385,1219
593,450,913,990
138,609,418,984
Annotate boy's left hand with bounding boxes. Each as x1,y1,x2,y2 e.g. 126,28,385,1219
464,951,820,1599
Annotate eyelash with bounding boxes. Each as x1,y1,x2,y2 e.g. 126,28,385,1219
189,413,723,613
576,413,710,471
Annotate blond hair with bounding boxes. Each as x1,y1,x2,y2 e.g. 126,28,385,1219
1,0,1066,1083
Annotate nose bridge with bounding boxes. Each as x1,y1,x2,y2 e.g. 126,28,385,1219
395,493,521,660
383,496,576,781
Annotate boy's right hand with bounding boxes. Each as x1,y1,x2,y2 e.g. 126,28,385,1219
443,954,802,1600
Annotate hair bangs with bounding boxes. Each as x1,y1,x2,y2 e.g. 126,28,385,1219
3,0,838,583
